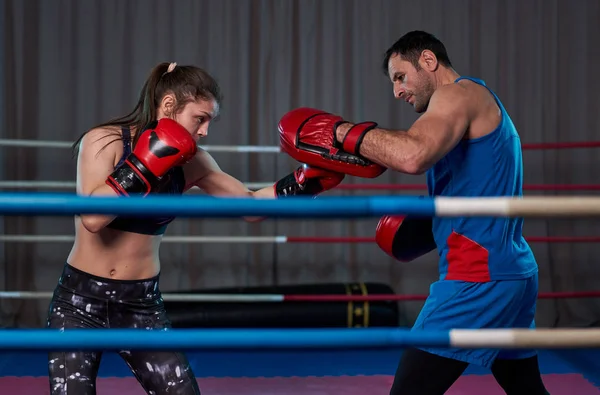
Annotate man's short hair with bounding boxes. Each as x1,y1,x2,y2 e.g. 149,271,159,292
382,30,453,75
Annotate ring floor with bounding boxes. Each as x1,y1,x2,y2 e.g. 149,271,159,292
1,347,599,394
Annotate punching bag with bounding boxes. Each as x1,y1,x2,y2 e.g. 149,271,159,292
164,282,399,328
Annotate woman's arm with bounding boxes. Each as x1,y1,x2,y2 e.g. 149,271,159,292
188,149,275,198
188,149,343,221
76,128,123,233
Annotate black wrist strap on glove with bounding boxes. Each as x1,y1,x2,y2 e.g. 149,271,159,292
106,155,159,197
341,121,378,155
274,172,321,197
321,121,378,167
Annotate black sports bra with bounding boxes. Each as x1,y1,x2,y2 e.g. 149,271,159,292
105,127,186,235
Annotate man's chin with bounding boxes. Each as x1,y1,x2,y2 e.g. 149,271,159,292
414,100,431,113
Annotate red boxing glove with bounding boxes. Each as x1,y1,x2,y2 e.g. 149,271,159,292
376,215,436,262
274,164,344,197
106,118,197,196
278,107,386,178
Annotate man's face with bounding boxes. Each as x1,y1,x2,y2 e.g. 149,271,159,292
387,53,435,113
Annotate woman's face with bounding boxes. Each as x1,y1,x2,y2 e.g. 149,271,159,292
158,95,219,142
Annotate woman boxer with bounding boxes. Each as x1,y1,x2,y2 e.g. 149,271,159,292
46,62,343,395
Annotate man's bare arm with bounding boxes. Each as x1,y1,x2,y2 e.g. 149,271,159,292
336,84,474,174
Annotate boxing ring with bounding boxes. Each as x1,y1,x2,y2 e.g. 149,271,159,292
0,139,600,394
0,327,599,394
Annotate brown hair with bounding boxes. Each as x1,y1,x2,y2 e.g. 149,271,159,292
72,62,223,156
382,30,452,75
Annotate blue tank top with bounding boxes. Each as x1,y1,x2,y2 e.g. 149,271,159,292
106,127,186,235
426,77,538,282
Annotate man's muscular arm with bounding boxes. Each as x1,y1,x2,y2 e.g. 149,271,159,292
336,84,474,175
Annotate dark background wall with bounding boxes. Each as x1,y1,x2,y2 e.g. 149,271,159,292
1,0,599,328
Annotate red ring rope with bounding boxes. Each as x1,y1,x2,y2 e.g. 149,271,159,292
521,141,600,150
286,236,600,243
283,290,600,302
336,184,600,191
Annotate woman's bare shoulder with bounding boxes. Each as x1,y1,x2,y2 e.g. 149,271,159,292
78,126,127,161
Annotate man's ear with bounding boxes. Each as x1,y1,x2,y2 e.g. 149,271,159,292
419,50,439,72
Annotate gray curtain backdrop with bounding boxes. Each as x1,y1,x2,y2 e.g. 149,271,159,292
1,0,599,328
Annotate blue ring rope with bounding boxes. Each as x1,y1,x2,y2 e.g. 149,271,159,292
0,328,450,351
0,193,436,218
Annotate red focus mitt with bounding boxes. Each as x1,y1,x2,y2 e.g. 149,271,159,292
375,215,436,262
278,107,386,178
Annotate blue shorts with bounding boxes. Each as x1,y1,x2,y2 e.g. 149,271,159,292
412,273,538,369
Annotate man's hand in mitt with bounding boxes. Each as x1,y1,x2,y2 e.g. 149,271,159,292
278,107,386,178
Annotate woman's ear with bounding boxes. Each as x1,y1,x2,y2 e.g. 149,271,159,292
160,93,176,118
